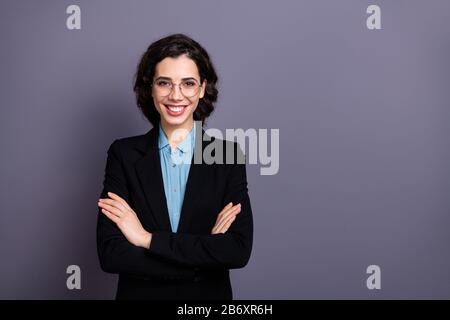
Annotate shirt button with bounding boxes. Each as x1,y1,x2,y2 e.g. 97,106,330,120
173,188,177,192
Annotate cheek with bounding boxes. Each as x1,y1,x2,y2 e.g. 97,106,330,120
190,100,200,113
153,101,163,115
152,95,163,110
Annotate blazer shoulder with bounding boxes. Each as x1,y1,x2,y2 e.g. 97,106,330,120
106,129,153,156
114,132,148,146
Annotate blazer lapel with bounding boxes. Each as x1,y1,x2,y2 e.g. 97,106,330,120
176,125,208,233
134,126,171,231
134,123,211,233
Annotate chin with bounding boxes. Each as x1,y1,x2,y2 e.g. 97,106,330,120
163,117,190,127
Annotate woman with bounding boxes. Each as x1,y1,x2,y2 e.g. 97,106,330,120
96,33,253,300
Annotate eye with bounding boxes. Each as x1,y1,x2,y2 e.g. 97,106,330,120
156,80,171,87
183,81,196,87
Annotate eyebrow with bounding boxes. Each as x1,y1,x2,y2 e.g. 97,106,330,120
154,76,199,82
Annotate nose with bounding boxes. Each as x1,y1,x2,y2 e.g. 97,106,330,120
169,84,183,100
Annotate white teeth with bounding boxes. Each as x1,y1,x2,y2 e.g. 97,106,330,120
166,105,185,112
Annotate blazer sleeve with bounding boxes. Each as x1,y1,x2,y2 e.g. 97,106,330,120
96,140,196,280
148,143,254,270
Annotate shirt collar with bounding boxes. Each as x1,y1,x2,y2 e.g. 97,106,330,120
158,121,196,154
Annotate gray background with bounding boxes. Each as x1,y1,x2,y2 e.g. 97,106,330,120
1,0,449,299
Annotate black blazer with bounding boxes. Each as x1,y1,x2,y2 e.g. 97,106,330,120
96,124,253,300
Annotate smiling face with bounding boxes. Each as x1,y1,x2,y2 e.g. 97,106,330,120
151,54,206,132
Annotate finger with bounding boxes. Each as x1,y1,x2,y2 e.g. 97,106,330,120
219,205,240,224
217,204,241,222
98,202,124,218
101,208,120,224
216,215,236,234
218,202,233,217
218,204,240,220
99,198,127,213
108,192,131,210
213,214,234,234
212,210,233,234
212,216,233,234
215,206,241,231
216,206,240,228
221,215,237,233
104,193,130,211
107,192,132,210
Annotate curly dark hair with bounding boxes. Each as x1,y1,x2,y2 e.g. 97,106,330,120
133,33,219,128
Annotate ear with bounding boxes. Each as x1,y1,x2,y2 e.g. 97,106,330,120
199,79,207,99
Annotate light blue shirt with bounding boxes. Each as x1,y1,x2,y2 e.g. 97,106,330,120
158,121,196,233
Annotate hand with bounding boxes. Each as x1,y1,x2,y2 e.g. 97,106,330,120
211,202,241,234
98,192,152,249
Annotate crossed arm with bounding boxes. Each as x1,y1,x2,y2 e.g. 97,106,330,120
96,140,253,280
99,193,241,250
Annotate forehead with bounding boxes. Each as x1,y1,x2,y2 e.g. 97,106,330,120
154,54,200,79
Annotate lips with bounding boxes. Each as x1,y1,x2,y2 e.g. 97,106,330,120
164,104,188,116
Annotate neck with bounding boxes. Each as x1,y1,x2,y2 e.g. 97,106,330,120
160,119,194,149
